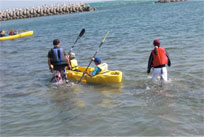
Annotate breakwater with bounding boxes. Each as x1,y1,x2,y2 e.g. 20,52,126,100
156,0,187,3
0,3,95,21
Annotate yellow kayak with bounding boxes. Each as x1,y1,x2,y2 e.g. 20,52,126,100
67,66,122,84
0,31,33,41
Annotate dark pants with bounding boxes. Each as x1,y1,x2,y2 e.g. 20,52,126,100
53,64,67,71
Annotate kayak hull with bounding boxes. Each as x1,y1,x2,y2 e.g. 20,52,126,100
67,66,122,84
0,31,33,41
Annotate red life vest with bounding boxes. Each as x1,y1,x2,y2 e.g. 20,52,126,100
152,47,168,67
9,31,14,35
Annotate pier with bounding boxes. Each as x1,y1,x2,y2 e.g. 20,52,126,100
156,0,187,3
0,3,95,21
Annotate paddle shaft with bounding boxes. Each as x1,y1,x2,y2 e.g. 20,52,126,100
2,29,26,33
69,28,85,54
78,31,109,83
9,29,26,32
69,37,79,53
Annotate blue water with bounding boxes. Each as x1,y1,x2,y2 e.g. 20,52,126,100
0,0,204,136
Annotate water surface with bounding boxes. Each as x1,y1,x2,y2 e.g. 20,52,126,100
0,0,204,136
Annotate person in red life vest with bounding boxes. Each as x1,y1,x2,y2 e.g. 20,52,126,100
48,39,71,83
147,39,171,82
9,30,17,35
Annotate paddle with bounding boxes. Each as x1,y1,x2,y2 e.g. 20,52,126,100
9,29,14,32
2,29,27,33
68,28,85,54
77,31,109,84
20,29,26,32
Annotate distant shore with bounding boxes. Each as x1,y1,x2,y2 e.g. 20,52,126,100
156,0,187,3
0,3,95,21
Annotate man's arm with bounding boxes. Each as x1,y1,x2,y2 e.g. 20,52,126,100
48,58,53,72
166,50,171,67
83,67,100,77
83,71,94,77
66,55,72,70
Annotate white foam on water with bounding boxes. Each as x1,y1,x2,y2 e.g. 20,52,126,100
147,75,152,79
146,86,150,90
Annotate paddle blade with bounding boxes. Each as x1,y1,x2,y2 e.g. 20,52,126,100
72,28,86,47
79,28,85,37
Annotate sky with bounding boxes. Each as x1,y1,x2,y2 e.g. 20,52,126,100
0,0,114,10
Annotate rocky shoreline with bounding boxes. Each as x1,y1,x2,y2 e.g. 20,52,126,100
156,0,187,3
0,3,95,21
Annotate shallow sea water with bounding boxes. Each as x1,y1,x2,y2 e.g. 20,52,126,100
0,0,204,136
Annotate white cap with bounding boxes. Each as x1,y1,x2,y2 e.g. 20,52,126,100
70,52,75,57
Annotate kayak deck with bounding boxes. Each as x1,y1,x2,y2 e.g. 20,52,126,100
67,66,122,84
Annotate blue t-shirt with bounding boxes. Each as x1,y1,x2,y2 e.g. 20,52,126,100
92,67,101,76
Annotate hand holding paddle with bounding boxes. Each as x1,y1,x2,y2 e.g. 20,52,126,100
78,31,109,84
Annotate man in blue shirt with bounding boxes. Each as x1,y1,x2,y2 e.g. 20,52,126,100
84,57,108,77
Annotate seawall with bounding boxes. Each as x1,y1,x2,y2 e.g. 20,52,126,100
0,3,95,21
156,0,187,3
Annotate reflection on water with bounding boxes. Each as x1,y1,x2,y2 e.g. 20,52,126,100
48,81,123,114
